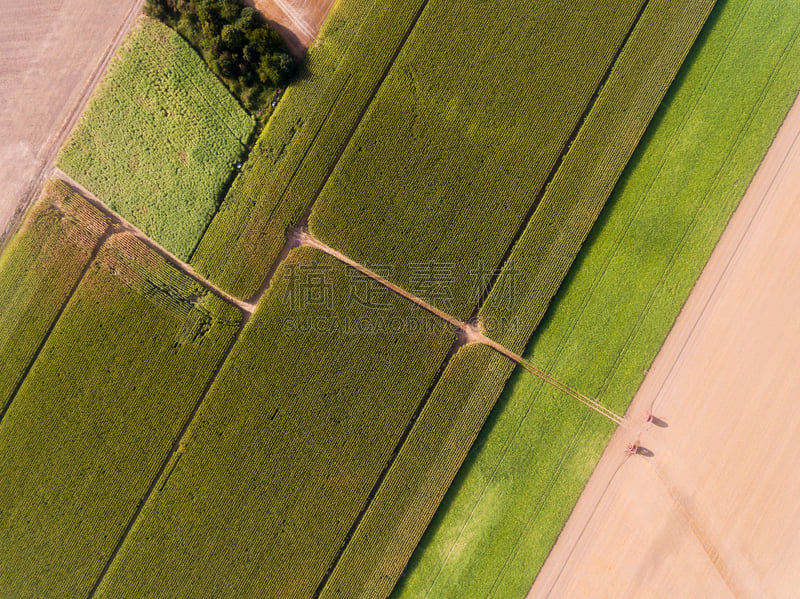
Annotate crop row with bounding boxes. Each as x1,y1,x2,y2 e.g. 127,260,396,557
93,248,455,598
189,0,429,299
307,0,649,320
0,179,110,417
395,0,800,596
0,232,241,597
319,342,515,598
311,0,720,595
58,18,254,260
481,0,719,353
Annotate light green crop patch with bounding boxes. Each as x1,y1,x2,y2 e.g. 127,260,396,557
58,17,254,260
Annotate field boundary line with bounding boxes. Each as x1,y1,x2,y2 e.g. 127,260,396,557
313,335,460,598
0,226,114,428
0,0,145,254
85,303,246,599
235,0,433,304
541,448,629,598
470,0,652,319
55,170,254,315
300,231,626,426
597,4,800,418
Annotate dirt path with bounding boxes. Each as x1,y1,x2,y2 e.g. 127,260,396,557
0,0,144,252
301,230,628,426
529,92,800,598
56,171,254,316
249,0,339,56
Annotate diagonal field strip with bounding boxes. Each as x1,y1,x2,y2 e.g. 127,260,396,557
0,226,114,428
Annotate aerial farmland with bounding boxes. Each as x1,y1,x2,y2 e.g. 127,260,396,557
1,0,799,598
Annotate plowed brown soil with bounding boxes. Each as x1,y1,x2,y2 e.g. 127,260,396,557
0,0,143,250
530,93,800,598
249,0,338,56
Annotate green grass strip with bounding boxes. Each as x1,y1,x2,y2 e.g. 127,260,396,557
395,1,800,596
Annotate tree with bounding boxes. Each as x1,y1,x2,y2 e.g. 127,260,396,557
236,7,259,32
242,44,259,65
273,52,296,79
218,51,236,78
247,27,283,56
221,24,245,52
144,0,172,20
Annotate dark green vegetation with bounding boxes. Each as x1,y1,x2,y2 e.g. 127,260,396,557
190,0,424,298
58,18,254,260
144,0,295,110
0,179,110,417
395,0,800,596
0,232,241,598
94,248,454,598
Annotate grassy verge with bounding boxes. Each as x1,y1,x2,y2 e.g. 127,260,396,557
94,248,454,598
58,18,254,260
0,233,241,598
394,1,800,596
0,179,110,416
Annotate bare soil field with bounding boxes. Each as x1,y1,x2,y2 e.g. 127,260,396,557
0,0,143,250
530,93,800,598
249,0,338,56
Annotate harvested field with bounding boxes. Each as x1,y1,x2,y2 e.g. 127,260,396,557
250,0,338,56
58,18,254,260
532,86,800,599
0,0,142,248
0,233,241,598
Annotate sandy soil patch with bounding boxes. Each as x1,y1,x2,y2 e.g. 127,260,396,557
529,92,800,598
0,0,143,250
249,0,338,56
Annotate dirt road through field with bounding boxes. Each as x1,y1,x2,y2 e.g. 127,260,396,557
529,93,800,598
0,0,143,250
249,0,338,56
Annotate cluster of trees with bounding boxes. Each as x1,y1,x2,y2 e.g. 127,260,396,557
145,0,296,111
